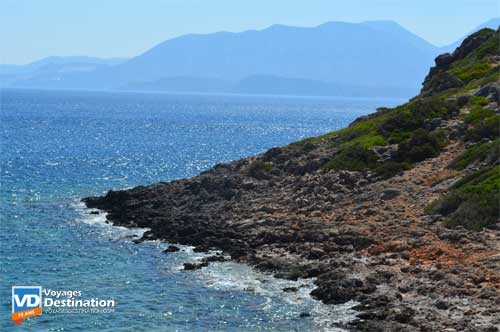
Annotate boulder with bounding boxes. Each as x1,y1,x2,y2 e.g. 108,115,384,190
163,245,180,253
381,189,401,200
475,82,500,103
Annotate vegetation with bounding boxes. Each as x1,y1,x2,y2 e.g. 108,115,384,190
290,28,500,229
319,98,454,177
398,129,448,162
428,166,500,230
449,59,492,82
247,159,273,178
449,139,499,170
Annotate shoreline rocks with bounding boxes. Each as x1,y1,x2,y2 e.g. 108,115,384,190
83,140,500,332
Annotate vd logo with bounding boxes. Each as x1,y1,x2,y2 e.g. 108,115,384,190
11,286,43,325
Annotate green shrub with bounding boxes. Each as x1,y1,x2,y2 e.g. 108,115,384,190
323,144,378,172
302,142,316,153
449,59,492,82
373,162,411,179
469,95,488,107
376,99,456,146
398,129,448,163
247,160,273,178
474,30,500,58
428,166,500,230
465,106,496,124
346,134,387,149
442,193,499,231
465,114,500,141
452,166,500,194
449,139,499,170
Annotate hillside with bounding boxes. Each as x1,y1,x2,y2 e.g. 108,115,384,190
84,28,499,331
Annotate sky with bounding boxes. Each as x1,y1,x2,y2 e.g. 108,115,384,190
1,0,499,64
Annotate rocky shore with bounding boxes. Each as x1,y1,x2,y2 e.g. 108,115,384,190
83,28,499,332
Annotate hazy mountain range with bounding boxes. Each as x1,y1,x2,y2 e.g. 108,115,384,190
2,18,498,98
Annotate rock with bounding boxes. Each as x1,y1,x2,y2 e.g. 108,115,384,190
183,262,208,271
283,287,298,292
183,263,198,270
478,287,498,299
203,255,227,263
485,102,499,113
483,327,499,332
370,144,399,162
423,117,442,131
307,247,325,260
163,245,181,253
435,300,450,310
421,72,464,96
475,82,500,103
299,312,311,318
452,30,495,60
389,307,415,324
439,230,466,243
457,95,470,107
435,53,453,66
311,271,377,305
380,189,401,200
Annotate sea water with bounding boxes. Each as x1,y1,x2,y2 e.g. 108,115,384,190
0,88,402,331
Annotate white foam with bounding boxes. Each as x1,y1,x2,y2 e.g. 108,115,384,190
191,260,357,331
72,201,150,241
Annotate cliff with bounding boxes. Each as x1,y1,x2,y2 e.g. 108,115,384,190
83,28,500,332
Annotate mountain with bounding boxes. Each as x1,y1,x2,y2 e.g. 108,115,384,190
441,17,500,52
4,21,439,98
112,20,437,87
0,56,127,88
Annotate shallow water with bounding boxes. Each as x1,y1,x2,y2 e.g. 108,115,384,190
0,88,402,331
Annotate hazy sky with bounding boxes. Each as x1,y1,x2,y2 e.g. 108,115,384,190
1,0,499,64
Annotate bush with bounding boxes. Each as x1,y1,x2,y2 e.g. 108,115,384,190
449,139,499,170
449,59,493,82
247,160,273,178
398,129,448,163
465,106,496,124
452,166,500,194
465,115,500,141
323,144,378,172
469,95,488,107
428,166,500,230
373,162,411,179
377,98,455,141
443,193,499,230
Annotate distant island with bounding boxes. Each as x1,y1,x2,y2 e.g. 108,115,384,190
84,27,500,332
3,18,499,98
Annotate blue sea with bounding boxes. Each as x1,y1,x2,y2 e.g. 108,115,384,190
0,89,403,331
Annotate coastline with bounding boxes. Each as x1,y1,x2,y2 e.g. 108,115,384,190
77,202,359,332
82,138,499,331
82,28,500,332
